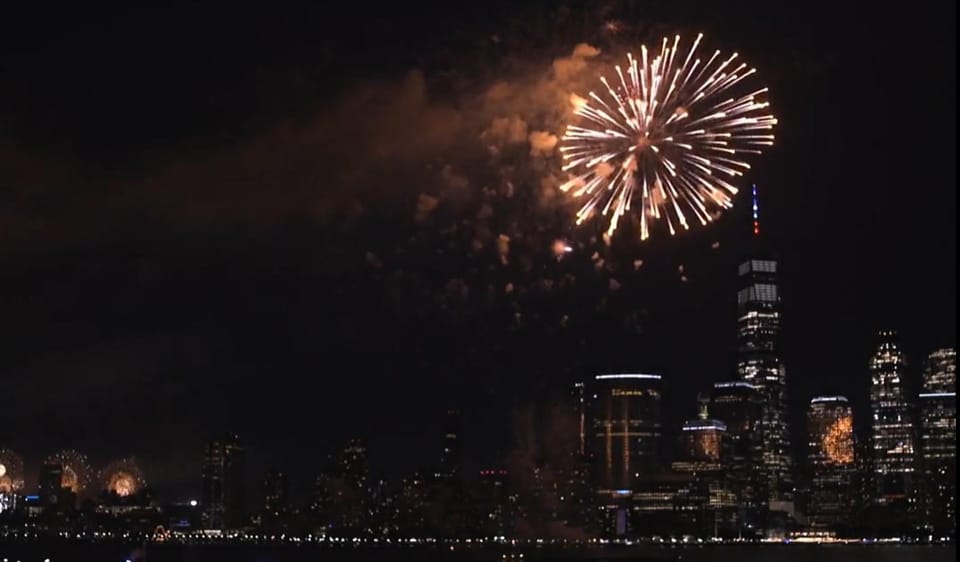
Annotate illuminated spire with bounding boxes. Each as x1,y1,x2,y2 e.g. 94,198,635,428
751,184,760,236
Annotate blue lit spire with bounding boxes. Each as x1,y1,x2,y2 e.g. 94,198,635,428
752,184,760,236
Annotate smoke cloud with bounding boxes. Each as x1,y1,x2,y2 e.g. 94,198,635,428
0,41,607,258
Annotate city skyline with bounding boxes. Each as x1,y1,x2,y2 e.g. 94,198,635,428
1,198,953,499
0,238,954,540
3,328,954,510
3,331,953,540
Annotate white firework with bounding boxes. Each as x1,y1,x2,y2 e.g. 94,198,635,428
560,33,777,239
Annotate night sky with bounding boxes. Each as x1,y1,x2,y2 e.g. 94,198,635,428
0,1,955,501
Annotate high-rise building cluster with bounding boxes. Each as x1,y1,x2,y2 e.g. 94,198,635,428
571,245,954,540
0,327,953,543
0,210,954,543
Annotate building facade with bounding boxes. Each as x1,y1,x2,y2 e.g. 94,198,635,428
736,256,793,508
477,468,511,537
806,396,855,528
38,464,72,510
339,438,371,531
263,469,289,522
919,348,956,536
439,410,462,479
201,433,246,529
590,374,663,492
672,418,738,537
589,373,663,536
710,381,765,534
868,331,917,512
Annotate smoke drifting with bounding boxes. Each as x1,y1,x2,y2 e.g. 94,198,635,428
0,41,610,258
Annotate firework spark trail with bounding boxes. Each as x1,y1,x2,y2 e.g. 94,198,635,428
560,34,776,239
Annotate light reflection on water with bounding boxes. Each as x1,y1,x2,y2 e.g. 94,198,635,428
0,544,954,562
531,546,957,562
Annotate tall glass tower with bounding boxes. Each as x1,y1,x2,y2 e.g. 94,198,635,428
919,348,956,535
736,185,792,505
590,374,663,492
806,396,855,528
201,433,246,529
439,409,462,479
710,381,765,533
868,331,917,509
590,373,663,536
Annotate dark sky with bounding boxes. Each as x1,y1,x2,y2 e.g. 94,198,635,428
0,1,955,502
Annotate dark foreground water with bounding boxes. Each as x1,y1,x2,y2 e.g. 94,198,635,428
0,544,954,562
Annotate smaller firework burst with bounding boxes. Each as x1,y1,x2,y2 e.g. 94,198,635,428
45,450,93,494
101,458,146,497
823,416,855,465
0,449,25,493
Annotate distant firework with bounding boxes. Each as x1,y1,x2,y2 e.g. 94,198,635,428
100,458,146,497
823,416,854,464
560,34,776,239
45,450,93,494
0,449,25,493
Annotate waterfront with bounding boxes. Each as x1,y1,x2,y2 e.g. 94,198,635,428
0,544,954,562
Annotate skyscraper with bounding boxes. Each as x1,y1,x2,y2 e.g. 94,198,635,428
201,433,246,529
340,438,369,490
559,382,594,531
806,396,855,528
672,414,737,537
868,331,917,510
590,373,662,536
477,468,511,537
439,409,462,479
735,186,792,507
709,381,765,534
677,419,727,466
590,373,663,492
338,438,371,531
571,382,587,456
924,348,956,393
311,471,336,521
263,469,289,519
38,463,69,509
919,348,956,536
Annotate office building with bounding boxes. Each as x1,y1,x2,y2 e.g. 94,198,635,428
477,468,511,537
201,433,246,529
439,410,462,479
806,396,855,528
919,348,956,535
590,373,663,492
39,464,67,508
572,382,587,456
736,186,793,508
338,438,371,531
263,469,289,520
589,373,663,536
673,416,737,537
868,331,917,510
710,381,765,534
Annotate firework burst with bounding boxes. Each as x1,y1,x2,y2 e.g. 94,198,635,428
45,449,93,494
823,416,855,464
560,34,776,239
0,449,25,493
100,458,147,497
